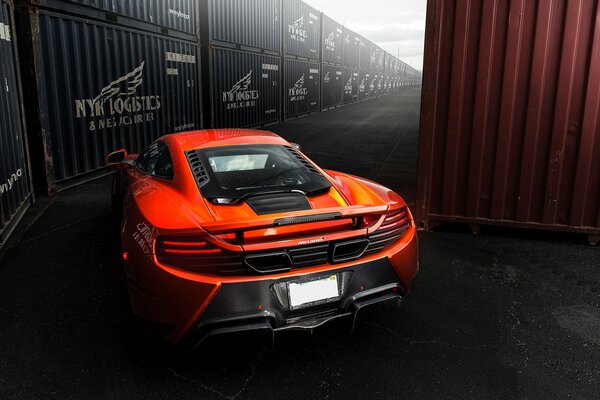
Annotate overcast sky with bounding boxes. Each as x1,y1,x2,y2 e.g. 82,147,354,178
305,0,426,71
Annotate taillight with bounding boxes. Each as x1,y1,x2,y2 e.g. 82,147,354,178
161,240,222,254
155,236,245,276
364,208,411,255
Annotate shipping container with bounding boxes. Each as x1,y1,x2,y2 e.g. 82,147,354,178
284,58,319,118
17,9,200,192
342,68,359,104
371,73,383,96
282,0,320,60
358,70,371,100
33,0,198,36
0,0,31,244
417,0,600,244
359,36,371,70
384,51,392,71
202,0,281,54
207,47,280,128
383,75,392,94
342,27,360,68
320,64,343,110
321,13,343,65
370,45,384,72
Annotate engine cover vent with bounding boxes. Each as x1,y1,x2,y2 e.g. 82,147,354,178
246,193,311,215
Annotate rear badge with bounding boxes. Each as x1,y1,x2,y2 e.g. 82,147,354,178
297,237,325,246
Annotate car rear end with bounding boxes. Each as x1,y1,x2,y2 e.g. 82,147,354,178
125,204,418,347
122,134,419,346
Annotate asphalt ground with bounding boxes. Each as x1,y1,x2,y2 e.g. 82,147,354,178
1,87,600,399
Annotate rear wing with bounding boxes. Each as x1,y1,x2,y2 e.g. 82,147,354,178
201,205,390,235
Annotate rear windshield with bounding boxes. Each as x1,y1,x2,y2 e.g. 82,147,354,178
189,145,331,200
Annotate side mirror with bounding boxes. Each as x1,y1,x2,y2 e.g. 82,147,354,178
106,149,127,164
290,142,303,152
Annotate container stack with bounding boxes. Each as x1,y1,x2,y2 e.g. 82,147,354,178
320,13,344,111
5,0,421,199
199,0,281,129
358,36,372,101
0,0,31,244
342,27,360,105
15,0,201,194
370,45,385,97
282,0,320,120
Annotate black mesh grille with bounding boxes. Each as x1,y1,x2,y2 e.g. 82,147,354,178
186,150,209,188
284,146,319,174
288,243,329,267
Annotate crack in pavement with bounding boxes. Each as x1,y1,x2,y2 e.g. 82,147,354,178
230,351,265,400
362,321,474,351
166,367,232,399
152,351,266,400
507,305,529,368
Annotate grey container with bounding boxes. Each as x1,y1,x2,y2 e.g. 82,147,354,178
282,0,319,60
208,47,280,128
17,9,200,192
371,72,383,96
383,75,392,94
370,45,384,72
34,0,198,36
320,64,343,110
321,13,342,65
284,58,319,118
342,68,359,104
342,27,360,68
0,0,31,243
359,37,370,70
203,0,281,54
384,51,391,71
358,70,371,100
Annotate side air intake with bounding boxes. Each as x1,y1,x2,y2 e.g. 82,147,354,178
284,146,319,174
186,150,209,188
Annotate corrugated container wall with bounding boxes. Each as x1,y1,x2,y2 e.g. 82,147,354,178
417,0,600,244
17,9,200,190
370,45,383,72
283,0,320,60
284,59,319,118
343,68,359,104
321,14,343,64
0,0,30,243
359,70,371,100
205,0,280,54
38,0,197,35
342,27,360,67
210,48,280,128
321,64,343,110
359,37,371,70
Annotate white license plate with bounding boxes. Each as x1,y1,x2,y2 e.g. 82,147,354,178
288,275,340,309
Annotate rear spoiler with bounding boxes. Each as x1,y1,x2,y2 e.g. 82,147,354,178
201,205,390,235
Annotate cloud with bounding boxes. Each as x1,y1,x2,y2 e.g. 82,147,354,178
304,0,426,70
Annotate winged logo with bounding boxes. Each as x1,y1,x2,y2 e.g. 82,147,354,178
291,16,304,30
93,61,145,104
293,74,305,89
327,32,334,41
227,70,253,96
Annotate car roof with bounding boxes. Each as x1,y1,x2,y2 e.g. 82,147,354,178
163,129,289,152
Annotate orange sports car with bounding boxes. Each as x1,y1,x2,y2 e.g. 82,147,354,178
107,129,418,347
